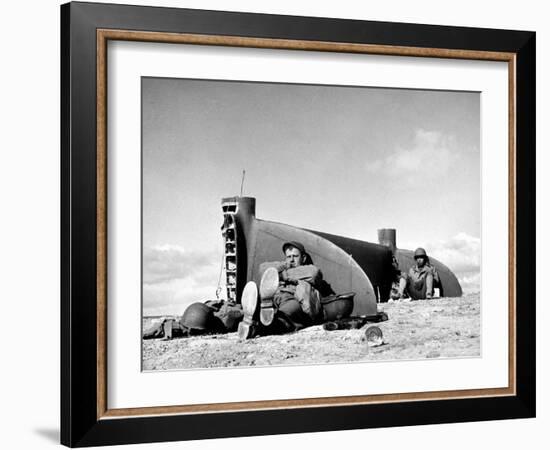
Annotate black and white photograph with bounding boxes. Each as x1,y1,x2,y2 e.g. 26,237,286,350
141,77,481,370
0,0,539,447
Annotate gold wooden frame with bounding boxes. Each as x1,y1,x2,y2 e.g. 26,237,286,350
96,29,517,420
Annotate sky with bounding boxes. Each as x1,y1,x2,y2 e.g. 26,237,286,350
142,77,480,316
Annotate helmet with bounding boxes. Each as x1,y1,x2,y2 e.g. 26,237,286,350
414,247,428,259
321,292,355,321
180,302,215,330
282,241,306,255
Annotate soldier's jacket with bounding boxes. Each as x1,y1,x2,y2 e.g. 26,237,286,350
259,261,325,321
402,264,440,289
259,261,322,295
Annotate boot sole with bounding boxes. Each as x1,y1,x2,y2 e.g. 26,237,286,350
239,281,259,340
241,281,258,322
259,267,279,326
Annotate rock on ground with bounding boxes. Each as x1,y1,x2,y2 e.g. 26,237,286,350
142,293,480,371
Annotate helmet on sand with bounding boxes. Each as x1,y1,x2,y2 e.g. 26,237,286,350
321,292,355,321
414,247,428,259
180,302,215,330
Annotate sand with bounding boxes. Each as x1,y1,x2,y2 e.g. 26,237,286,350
142,293,480,370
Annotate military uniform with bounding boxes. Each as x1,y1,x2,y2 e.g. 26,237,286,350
258,261,324,329
399,263,439,300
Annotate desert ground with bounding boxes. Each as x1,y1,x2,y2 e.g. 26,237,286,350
142,293,480,371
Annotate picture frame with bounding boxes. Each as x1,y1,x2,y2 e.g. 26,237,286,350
60,1,535,447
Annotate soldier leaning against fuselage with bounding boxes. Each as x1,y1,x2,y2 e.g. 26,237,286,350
237,241,333,340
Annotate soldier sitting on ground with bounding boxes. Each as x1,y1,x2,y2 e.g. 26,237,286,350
238,241,334,340
392,247,440,301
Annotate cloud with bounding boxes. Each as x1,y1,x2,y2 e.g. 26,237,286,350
456,272,481,294
142,244,223,316
143,279,219,316
143,244,217,284
424,232,481,293
427,232,480,273
365,129,458,183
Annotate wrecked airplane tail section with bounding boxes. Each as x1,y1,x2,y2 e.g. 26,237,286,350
220,196,377,315
220,196,462,311
253,220,378,316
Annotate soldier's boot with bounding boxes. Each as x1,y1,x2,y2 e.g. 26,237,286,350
259,267,279,326
425,273,434,299
390,277,408,302
238,281,259,340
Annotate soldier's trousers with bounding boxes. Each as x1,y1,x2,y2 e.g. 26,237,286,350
264,282,322,333
398,272,434,300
